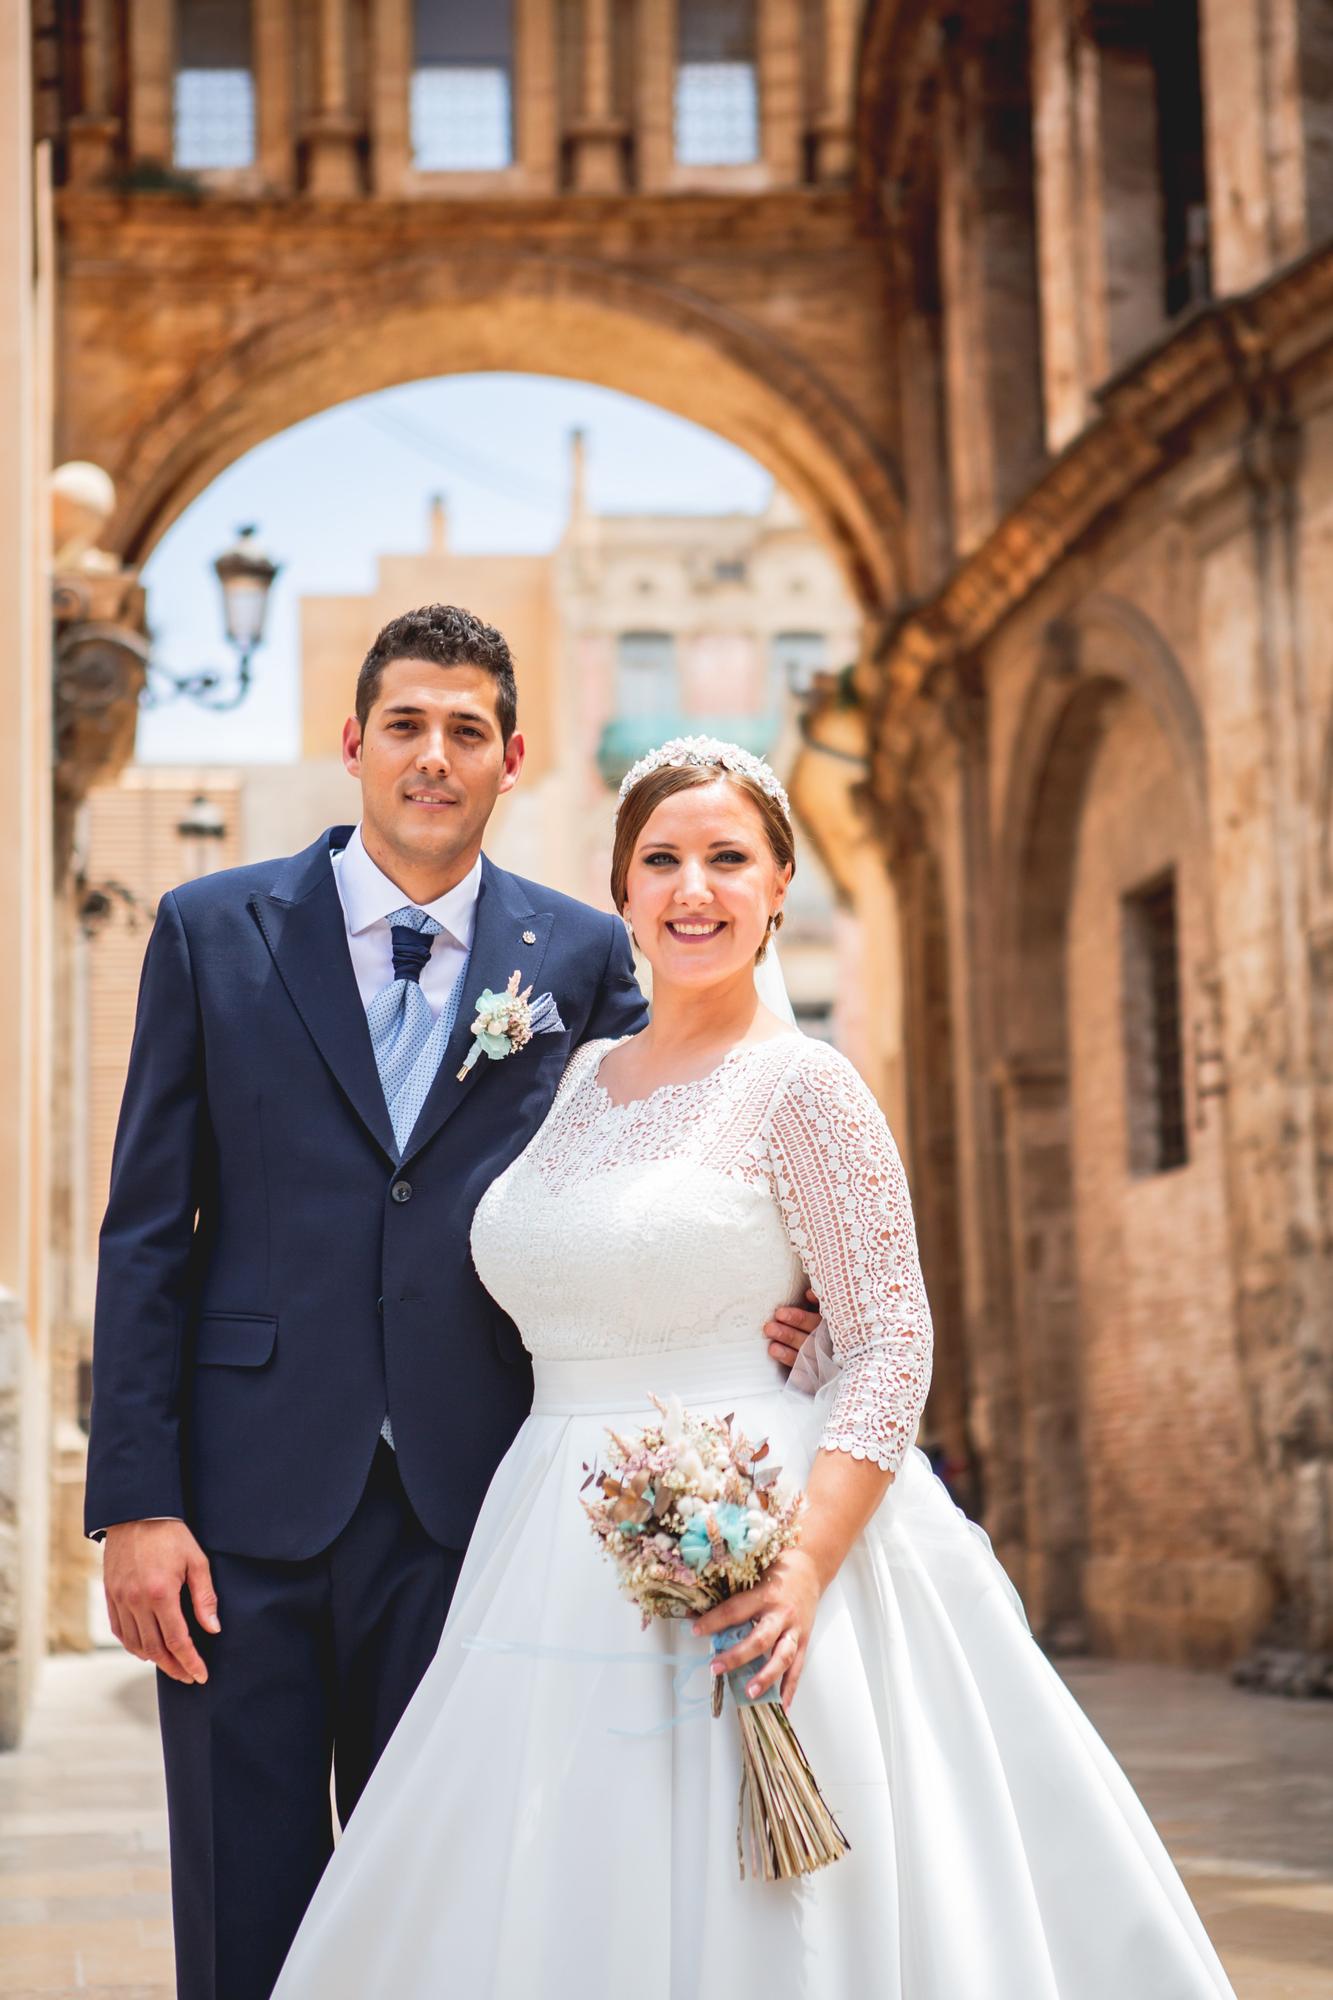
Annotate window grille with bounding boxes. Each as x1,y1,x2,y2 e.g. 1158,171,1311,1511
1122,871,1188,1175
675,0,759,166
173,0,254,170
412,0,514,171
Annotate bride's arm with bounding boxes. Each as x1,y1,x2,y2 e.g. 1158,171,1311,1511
694,1045,934,1709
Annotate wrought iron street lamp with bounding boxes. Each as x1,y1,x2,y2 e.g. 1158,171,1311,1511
142,525,281,710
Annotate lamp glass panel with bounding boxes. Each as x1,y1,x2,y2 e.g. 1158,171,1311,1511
220,575,269,647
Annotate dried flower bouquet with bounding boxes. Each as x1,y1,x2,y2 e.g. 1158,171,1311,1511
582,1395,851,1882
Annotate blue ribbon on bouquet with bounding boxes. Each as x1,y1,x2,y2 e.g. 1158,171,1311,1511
459,1620,779,1736
709,1619,782,1711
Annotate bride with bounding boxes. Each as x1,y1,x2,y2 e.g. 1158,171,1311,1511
273,738,1235,1999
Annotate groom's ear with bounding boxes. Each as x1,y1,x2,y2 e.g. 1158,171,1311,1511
342,714,364,777
497,729,525,796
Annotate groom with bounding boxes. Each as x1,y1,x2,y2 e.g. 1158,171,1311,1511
86,603,820,2000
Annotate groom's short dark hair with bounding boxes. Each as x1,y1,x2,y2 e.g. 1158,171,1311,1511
357,604,518,741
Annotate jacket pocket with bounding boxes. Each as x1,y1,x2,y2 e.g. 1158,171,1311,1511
194,1312,277,1368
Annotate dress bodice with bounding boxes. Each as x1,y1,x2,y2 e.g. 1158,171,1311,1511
471,1034,934,1472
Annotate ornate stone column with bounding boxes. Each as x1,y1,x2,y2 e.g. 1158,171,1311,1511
935,18,1045,551
127,0,174,165
569,0,627,192
304,0,361,196
812,0,857,182
1029,0,1095,448
254,0,295,192
1199,0,1330,293
635,0,675,192
369,0,411,194
515,0,559,192
759,0,803,186
66,0,120,184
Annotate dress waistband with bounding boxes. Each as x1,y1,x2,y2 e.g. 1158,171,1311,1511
530,1341,786,1415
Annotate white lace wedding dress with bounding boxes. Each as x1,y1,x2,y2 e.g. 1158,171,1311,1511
274,1034,1235,1999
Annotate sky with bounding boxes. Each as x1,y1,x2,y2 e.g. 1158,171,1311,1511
135,374,775,765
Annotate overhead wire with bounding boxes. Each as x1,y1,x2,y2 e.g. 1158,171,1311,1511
354,401,569,514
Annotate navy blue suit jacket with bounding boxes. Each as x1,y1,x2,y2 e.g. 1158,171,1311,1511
84,829,648,1558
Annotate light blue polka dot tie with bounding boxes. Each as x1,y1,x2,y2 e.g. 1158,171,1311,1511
366,905,467,1154
367,904,472,1447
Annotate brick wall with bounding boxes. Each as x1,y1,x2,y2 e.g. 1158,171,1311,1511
1067,693,1265,1662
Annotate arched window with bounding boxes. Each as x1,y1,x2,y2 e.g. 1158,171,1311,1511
412,0,514,172
173,0,254,170
769,631,826,705
615,632,678,718
675,0,759,167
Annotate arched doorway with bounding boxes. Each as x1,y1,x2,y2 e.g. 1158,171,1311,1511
997,601,1264,1663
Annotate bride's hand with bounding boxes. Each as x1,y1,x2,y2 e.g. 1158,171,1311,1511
692,1548,823,1713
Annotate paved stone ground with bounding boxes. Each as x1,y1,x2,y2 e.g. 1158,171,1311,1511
0,1649,1328,1997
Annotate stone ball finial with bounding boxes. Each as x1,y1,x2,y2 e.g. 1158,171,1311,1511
52,461,118,570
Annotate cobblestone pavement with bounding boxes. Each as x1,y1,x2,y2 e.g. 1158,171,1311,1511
0,1649,1329,1997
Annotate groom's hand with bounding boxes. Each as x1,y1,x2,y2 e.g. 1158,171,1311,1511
765,1287,821,1370
103,1520,221,1685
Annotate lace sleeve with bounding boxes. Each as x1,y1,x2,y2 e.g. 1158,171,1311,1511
553,1036,618,1107
767,1045,933,1475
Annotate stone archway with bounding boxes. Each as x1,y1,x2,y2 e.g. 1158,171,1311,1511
993,597,1247,1658
60,239,906,618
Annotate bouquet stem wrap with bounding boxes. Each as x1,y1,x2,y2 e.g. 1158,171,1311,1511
584,1394,852,1885
710,1620,851,1881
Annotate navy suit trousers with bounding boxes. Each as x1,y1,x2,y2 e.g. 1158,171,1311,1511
157,1443,463,2000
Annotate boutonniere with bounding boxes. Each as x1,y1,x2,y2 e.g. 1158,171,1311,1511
457,970,566,1081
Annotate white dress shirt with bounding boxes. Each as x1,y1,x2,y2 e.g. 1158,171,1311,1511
330,825,482,1020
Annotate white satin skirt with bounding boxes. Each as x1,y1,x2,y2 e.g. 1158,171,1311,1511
272,1344,1236,1999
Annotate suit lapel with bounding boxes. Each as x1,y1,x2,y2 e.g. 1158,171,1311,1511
249,829,399,1162
398,856,554,1165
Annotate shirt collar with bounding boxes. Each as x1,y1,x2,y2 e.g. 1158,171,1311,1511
335,824,483,949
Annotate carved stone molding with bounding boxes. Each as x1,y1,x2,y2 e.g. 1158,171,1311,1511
52,569,148,873
864,238,1333,750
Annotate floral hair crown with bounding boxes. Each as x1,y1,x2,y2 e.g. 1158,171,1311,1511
615,736,792,825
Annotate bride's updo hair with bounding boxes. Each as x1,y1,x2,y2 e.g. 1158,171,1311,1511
610,761,796,918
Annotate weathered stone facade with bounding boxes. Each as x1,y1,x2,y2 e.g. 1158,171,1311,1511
818,0,1333,1668
20,0,1333,1696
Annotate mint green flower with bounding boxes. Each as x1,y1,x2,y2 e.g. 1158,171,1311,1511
679,1516,713,1572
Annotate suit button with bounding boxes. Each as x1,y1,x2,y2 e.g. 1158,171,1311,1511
390,1180,412,1204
